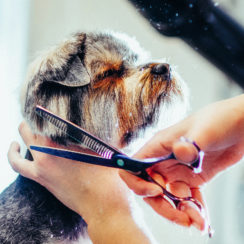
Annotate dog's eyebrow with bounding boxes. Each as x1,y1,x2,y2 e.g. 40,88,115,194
102,68,122,77
95,63,126,82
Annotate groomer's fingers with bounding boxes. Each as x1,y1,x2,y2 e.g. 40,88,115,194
133,131,174,159
149,170,166,187
134,134,200,178
18,121,55,148
7,141,36,179
169,182,206,231
143,196,191,227
173,140,199,164
18,121,37,147
119,170,162,197
120,170,194,227
190,188,209,231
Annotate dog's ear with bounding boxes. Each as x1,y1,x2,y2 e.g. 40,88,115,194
48,56,90,87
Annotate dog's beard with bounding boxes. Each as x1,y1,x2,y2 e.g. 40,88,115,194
117,65,189,149
119,64,189,154
122,85,189,156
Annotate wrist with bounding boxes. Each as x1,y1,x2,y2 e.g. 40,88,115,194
87,207,152,244
231,94,244,136
75,169,133,221
75,176,153,244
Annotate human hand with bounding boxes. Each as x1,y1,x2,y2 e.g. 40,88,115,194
120,94,244,233
8,121,132,223
8,121,155,243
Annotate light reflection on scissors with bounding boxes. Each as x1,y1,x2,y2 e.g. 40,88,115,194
30,105,204,211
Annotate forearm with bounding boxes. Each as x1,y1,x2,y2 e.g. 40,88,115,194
87,211,154,244
211,94,244,141
228,94,244,139
185,94,244,151
191,94,244,180
70,170,156,244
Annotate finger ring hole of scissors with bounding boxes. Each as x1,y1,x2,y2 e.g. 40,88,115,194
177,137,204,173
147,173,202,212
162,188,202,212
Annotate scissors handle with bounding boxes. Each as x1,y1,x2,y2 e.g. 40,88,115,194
137,170,213,238
113,149,203,174
112,153,176,172
136,170,202,211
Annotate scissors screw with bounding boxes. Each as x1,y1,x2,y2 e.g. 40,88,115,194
117,159,125,167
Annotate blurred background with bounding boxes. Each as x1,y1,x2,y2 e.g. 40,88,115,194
0,0,243,243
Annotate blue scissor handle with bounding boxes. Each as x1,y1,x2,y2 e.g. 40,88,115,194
111,153,176,172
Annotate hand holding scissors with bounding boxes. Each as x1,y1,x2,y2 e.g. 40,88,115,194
30,106,204,207
29,106,212,235
120,95,244,237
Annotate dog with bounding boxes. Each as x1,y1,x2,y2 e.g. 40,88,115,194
0,31,188,243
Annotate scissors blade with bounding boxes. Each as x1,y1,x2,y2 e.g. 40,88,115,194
35,105,122,159
30,145,119,168
30,145,156,172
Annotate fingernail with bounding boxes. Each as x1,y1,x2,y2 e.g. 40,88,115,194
180,136,193,144
188,201,202,212
193,220,205,231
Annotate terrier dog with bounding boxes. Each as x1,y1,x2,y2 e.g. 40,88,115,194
0,31,188,243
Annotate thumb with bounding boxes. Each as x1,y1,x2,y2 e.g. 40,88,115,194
119,170,162,197
172,138,199,164
8,141,36,180
133,131,173,160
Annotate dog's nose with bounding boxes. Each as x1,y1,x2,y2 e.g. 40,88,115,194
151,63,171,80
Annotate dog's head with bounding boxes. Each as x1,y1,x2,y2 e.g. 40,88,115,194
21,31,188,149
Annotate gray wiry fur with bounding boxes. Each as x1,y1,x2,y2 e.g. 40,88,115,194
0,31,187,243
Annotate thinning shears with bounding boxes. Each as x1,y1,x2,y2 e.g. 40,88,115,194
30,105,204,210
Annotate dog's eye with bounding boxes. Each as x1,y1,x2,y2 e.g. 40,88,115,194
95,69,113,81
96,68,124,81
103,69,116,78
